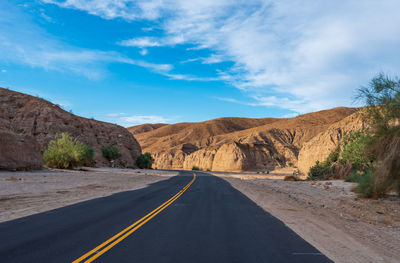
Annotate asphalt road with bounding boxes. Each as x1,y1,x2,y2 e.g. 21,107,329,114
0,171,332,263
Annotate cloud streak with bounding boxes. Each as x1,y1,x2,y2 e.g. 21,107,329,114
43,0,400,114
121,115,169,125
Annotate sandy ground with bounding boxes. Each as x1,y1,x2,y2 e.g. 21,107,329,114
215,173,400,263
0,168,177,223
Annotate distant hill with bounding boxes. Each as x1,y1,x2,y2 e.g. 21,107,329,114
127,123,168,135
129,107,361,173
0,88,141,170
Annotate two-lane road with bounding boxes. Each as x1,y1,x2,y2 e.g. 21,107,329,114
0,171,332,262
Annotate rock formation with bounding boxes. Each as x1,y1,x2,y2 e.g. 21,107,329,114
0,88,141,170
297,112,365,174
0,130,42,170
130,107,360,173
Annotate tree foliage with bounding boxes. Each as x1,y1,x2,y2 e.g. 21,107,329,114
340,131,373,171
357,73,400,136
136,152,154,169
355,73,400,196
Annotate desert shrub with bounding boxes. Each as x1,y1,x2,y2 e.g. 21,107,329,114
287,161,294,167
354,170,375,198
272,153,282,160
43,133,93,169
345,171,378,197
192,166,200,171
307,161,332,180
355,73,400,196
75,143,94,166
340,131,373,171
136,152,154,169
324,146,340,166
345,171,362,182
102,146,119,160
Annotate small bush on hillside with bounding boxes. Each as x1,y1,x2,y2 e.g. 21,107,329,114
192,166,200,171
75,143,94,166
307,161,332,180
307,146,340,180
43,133,94,169
102,146,119,161
272,153,282,160
325,146,340,165
340,132,373,171
136,152,154,169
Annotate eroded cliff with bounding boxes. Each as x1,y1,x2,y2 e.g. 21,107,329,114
130,107,360,173
0,88,141,169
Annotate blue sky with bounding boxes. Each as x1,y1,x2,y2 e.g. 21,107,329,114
1,0,400,126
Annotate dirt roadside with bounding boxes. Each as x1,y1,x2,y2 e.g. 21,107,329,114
0,168,177,223
216,173,400,263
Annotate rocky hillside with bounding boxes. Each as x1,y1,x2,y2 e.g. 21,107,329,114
130,107,360,173
127,123,168,135
297,112,365,174
0,88,141,170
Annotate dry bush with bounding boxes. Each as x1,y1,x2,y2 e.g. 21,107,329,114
330,162,353,179
373,136,400,194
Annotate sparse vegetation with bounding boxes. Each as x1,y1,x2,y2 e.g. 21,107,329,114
101,146,119,161
192,166,200,171
307,161,332,180
136,152,154,169
340,131,373,171
272,153,282,160
356,73,400,197
308,73,400,197
43,133,94,169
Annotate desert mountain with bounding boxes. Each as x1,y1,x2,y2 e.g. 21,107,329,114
127,123,168,135
0,88,141,170
130,107,360,173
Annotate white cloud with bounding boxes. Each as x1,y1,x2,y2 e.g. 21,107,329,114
282,112,299,118
180,58,200,64
118,37,161,48
105,113,125,118
43,0,400,113
121,115,169,125
215,97,242,104
201,54,224,64
1,69,6,73
139,49,148,55
0,2,178,80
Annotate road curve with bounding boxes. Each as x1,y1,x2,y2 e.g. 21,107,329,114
0,171,332,263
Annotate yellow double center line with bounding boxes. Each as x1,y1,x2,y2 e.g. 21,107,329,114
73,173,196,263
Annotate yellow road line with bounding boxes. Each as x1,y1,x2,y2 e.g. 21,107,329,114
73,173,196,263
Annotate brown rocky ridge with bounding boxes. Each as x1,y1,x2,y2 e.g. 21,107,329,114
127,123,168,135
130,107,363,174
0,88,141,170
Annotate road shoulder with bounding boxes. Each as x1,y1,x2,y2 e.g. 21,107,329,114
217,174,399,263
0,168,177,223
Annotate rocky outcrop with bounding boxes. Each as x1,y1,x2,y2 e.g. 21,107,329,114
131,107,360,172
0,88,141,169
297,112,365,175
0,130,42,170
